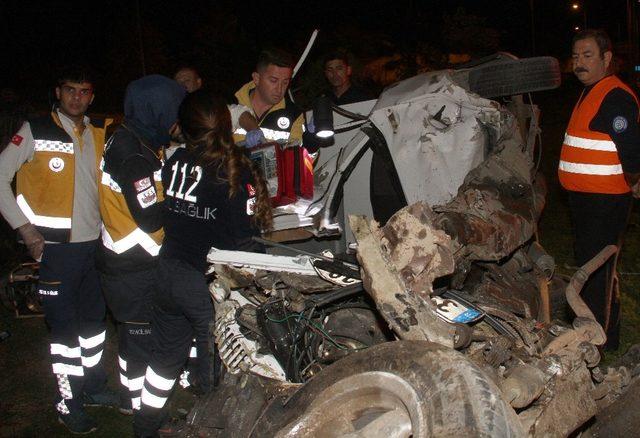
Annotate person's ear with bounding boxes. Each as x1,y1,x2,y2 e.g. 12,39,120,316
604,51,613,70
252,72,260,86
346,65,353,77
55,87,61,100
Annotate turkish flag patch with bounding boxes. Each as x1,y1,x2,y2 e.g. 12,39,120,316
246,183,256,197
11,134,23,146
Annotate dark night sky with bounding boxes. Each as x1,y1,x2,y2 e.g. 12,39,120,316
1,0,631,112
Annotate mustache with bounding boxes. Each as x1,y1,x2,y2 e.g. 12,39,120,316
574,67,589,73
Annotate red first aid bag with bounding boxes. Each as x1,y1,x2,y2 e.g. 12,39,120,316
249,142,313,207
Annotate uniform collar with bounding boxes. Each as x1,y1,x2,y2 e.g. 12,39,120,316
54,108,90,131
235,81,286,120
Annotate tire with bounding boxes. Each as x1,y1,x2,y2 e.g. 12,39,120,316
253,341,525,438
468,56,561,98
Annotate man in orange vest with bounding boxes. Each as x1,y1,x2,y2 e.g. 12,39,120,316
558,29,640,350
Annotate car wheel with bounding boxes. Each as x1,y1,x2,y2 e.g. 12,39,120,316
253,341,525,438
468,56,561,98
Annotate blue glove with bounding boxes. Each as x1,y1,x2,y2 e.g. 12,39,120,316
245,129,266,148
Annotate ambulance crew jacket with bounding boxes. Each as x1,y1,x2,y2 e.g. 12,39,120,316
0,109,111,416
97,75,186,412
134,146,263,436
558,74,640,349
234,80,305,145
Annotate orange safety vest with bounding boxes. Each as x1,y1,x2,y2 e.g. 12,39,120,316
558,75,639,194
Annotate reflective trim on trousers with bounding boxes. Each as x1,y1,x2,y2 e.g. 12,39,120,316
144,367,175,391
52,362,84,376
81,350,103,368
50,343,81,358
119,355,127,371
79,331,106,349
140,387,168,409
129,375,145,392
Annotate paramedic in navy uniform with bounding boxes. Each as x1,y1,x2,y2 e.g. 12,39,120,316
134,90,272,437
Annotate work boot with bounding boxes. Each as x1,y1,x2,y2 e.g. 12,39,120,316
83,389,132,415
58,410,98,435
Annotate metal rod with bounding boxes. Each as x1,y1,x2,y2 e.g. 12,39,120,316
252,236,359,269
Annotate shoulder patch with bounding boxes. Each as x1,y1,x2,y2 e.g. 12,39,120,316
134,177,152,192
137,186,157,209
613,116,628,133
11,134,23,146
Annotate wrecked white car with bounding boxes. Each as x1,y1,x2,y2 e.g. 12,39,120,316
183,55,631,437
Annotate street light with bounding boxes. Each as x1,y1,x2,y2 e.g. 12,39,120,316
571,2,587,29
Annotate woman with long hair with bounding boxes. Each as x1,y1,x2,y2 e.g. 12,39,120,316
134,90,271,437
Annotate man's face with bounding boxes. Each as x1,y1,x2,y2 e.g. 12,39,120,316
252,64,293,106
324,59,352,89
55,81,94,119
175,69,202,93
572,38,612,86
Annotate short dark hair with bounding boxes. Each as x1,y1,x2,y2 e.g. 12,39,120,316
56,65,95,87
323,50,351,68
256,48,295,72
573,29,612,58
174,65,201,78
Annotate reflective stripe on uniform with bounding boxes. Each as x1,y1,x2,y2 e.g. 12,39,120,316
52,362,84,376
16,194,71,230
132,396,141,410
119,355,127,371
189,346,197,358
140,387,168,409
50,343,81,358
81,351,103,368
558,161,623,175
101,225,161,256
34,139,74,154
79,331,106,349
120,373,129,387
233,127,291,142
56,399,70,414
563,134,617,152
129,376,145,391
145,367,175,391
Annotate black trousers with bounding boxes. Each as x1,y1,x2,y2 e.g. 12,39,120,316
39,240,107,415
134,257,213,436
101,266,155,411
568,191,632,350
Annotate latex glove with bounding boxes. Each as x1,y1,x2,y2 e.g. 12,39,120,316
305,116,315,134
18,223,45,261
245,129,266,148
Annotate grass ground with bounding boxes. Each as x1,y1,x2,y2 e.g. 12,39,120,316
2,75,640,436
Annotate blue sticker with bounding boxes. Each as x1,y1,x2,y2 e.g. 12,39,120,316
613,116,628,133
452,308,482,324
